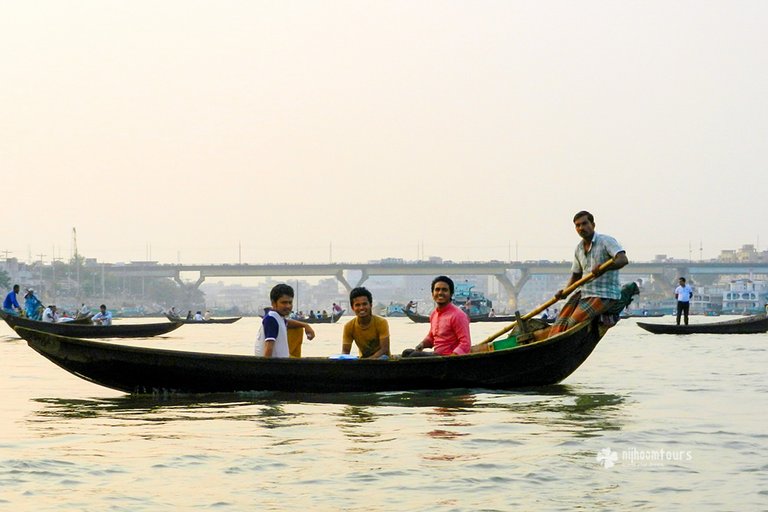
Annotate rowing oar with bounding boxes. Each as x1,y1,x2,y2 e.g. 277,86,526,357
479,258,616,346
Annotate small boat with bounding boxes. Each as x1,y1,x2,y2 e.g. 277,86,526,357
295,310,345,324
1,311,183,338
636,313,768,334
15,317,613,394
165,314,242,324
403,307,553,324
385,303,407,317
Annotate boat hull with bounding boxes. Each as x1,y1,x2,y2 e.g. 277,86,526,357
1,311,183,338
16,320,606,394
636,313,768,334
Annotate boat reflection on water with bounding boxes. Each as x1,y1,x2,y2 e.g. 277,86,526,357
28,386,627,439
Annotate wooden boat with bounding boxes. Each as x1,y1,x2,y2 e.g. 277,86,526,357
404,307,553,324
296,310,345,324
1,311,183,338
15,318,610,394
636,313,768,334
164,314,242,324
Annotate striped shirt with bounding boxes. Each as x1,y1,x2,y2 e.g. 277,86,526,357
572,233,624,300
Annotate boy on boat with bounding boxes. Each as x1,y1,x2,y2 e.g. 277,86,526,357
255,284,316,358
402,275,472,357
341,287,391,359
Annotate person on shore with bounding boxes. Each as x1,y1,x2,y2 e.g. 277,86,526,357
92,304,113,326
674,277,694,325
24,289,43,320
41,304,58,323
3,285,22,316
255,284,316,358
341,287,391,359
402,275,471,357
549,210,628,335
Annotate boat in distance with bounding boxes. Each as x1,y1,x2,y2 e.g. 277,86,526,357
291,310,345,324
1,311,183,338
165,314,242,324
403,307,554,324
16,318,610,394
636,313,768,334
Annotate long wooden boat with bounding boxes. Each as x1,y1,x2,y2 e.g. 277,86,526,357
404,308,553,324
15,318,611,394
165,314,242,324
636,313,768,334
295,310,345,324
1,311,183,338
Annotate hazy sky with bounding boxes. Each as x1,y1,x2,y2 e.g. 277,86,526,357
3,1,767,266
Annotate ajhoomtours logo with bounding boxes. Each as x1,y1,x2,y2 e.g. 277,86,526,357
596,447,693,469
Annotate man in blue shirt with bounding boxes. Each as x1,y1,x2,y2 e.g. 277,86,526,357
92,304,113,326
3,285,22,316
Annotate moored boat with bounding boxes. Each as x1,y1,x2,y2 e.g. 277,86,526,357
15,317,611,394
403,307,552,324
165,314,242,324
636,313,768,334
1,311,183,338
294,310,345,324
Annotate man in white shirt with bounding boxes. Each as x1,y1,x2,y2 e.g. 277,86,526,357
42,305,58,323
674,277,694,325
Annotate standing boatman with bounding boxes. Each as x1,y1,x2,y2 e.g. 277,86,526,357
674,277,694,325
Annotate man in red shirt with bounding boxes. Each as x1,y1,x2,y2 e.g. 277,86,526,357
403,275,472,357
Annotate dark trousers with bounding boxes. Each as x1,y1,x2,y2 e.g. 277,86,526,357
676,301,690,325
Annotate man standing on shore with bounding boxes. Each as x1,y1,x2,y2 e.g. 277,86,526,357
674,277,693,325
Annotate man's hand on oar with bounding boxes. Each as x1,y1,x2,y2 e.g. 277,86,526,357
479,258,616,346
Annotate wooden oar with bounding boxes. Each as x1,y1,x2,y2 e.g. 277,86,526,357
479,258,616,345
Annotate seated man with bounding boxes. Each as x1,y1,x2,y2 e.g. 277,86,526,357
41,305,59,323
3,285,22,316
403,275,471,357
92,304,113,326
341,287,390,359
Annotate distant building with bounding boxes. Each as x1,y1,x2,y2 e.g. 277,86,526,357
722,279,768,314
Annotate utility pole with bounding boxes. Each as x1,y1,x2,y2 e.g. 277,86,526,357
72,228,80,298
36,253,46,295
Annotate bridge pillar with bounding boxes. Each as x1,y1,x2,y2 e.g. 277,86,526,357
494,269,531,311
335,270,367,294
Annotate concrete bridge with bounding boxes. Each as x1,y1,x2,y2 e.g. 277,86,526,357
104,260,768,308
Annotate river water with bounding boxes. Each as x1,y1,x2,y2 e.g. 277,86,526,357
1,316,766,511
